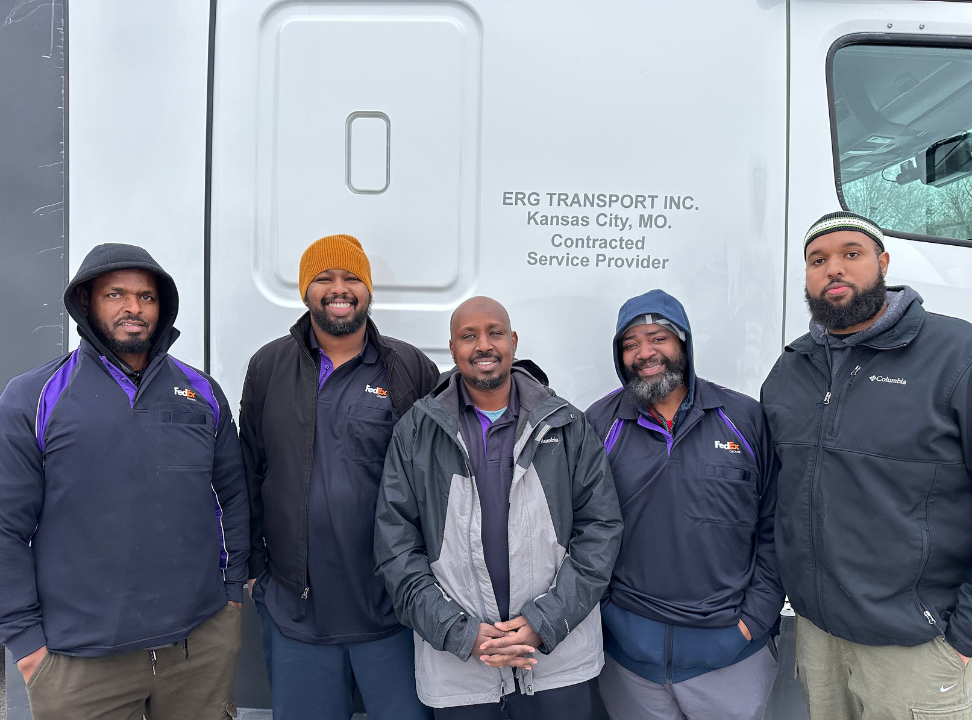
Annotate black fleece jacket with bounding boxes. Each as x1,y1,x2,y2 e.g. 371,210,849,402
240,314,440,593
762,293,972,655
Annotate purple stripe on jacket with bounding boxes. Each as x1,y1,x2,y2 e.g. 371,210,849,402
169,357,220,429
169,357,227,569
35,349,81,452
603,418,625,455
715,407,755,460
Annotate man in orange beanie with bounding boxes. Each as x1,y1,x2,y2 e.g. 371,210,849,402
240,234,440,720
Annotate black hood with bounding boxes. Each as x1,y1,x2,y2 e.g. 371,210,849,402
64,243,180,373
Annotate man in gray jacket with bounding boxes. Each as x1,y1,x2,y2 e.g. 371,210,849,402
375,296,623,720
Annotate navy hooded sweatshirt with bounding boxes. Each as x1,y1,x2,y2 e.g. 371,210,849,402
585,290,783,683
0,244,249,662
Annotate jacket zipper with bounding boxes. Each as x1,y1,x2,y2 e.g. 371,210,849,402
829,365,861,436
807,382,832,622
914,529,946,639
807,353,863,625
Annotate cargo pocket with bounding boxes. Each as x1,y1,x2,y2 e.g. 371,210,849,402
701,464,757,526
913,702,972,719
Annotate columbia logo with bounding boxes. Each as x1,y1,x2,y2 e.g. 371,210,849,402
540,437,560,444
365,384,388,397
715,440,741,453
174,387,196,400
869,375,907,385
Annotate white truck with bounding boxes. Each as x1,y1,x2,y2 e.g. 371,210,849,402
2,1,971,717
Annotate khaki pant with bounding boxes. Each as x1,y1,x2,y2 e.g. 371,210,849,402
796,613,972,720
26,603,242,720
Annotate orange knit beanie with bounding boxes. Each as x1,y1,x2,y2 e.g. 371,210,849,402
298,234,373,299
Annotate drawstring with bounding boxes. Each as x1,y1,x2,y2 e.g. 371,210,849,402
150,650,157,676
184,638,189,660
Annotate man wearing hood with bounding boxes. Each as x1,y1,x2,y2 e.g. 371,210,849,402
0,243,249,720
762,212,972,717
586,289,783,719
375,296,623,719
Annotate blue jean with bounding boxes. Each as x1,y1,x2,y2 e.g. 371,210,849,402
268,620,431,720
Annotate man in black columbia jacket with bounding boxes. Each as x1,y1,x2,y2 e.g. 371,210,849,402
240,234,439,720
0,243,248,720
762,211,972,718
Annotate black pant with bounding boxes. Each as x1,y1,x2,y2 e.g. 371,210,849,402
432,680,592,720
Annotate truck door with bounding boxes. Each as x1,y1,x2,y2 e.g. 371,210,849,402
210,0,789,410
786,2,972,342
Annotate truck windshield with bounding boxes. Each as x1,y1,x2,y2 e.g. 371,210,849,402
830,41,972,243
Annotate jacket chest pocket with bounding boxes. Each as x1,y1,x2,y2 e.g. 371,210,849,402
346,404,396,462
700,464,757,526
159,409,214,469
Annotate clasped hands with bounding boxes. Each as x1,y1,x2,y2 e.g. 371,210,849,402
473,616,542,669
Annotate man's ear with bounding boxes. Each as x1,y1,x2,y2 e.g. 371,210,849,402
448,339,455,364
879,250,890,277
302,290,310,309
511,331,518,355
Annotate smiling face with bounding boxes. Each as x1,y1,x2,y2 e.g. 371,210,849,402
449,297,518,392
804,230,890,332
81,269,159,360
304,268,371,337
620,323,687,407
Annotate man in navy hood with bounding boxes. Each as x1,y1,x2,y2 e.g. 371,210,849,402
0,244,249,720
586,289,783,719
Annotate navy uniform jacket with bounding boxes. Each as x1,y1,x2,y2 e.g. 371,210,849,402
0,244,248,662
585,289,783,683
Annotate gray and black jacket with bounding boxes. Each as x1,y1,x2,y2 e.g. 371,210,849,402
762,290,972,656
375,368,623,707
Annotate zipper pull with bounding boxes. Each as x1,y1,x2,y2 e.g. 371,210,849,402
924,610,936,625
851,365,861,376
823,392,832,404
301,587,310,600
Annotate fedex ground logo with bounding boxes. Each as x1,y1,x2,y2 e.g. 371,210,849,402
174,387,197,400
869,375,906,385
714,440,741,454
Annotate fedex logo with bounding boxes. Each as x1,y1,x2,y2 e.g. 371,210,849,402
366,385,388,398
174,387,197,400
714,440,740,454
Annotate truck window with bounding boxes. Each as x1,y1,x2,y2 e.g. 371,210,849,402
829,38,972,245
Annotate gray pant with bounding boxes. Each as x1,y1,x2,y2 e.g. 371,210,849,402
795,613,972,720
598,645,778,720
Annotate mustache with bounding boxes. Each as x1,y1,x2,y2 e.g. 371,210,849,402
114,314,147,328
819,277,860,298
470,351,502,363
322,293,358,308
630,355,673,372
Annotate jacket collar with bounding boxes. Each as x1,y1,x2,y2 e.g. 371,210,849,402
290,312,388,363
787,298,926,357
422,368,568,453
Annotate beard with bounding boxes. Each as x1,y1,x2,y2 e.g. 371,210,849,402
90,314,155,357
309,293,371,336
805,271,887,332
624,348,688,409
466,351,507,391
